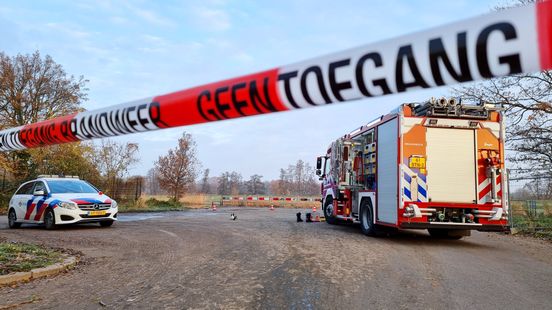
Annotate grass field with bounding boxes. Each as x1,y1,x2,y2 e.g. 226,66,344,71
118,194,320,212
0,242,63,275
0,194,321,215
510,200,552,217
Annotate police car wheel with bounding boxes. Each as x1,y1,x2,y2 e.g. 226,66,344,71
99,221,114,227
44,208,56,230
8,209,21,229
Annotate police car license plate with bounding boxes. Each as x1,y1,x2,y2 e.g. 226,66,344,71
89,210,106,216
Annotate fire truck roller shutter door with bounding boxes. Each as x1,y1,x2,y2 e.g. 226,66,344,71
426,128,477,203
377,118,399,224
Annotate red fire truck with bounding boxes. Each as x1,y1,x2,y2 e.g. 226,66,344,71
316,98,509,238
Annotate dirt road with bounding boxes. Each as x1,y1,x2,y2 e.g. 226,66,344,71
1,208,551,309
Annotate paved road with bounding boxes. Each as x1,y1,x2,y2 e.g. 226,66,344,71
1,208,551,309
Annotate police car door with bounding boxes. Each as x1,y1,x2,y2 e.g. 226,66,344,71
12,181,35,221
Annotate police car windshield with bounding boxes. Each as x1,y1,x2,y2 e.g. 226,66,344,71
47,180,98,194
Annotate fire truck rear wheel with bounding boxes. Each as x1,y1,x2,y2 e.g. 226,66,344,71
360,199,377,236
324,198,337,225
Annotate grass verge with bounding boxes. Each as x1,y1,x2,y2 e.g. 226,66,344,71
512,215,552,241
0,242,63,275
118,197,191,213
118,194,320,212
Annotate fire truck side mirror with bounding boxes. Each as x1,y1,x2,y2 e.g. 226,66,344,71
316,157,322,170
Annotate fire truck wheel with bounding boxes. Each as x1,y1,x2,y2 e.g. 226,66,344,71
360,200,377,236
428,229,464,240
323,198,337,225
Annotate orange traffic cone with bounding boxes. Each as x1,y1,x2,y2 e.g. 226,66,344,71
270,205,274,211
212,202,217,212
312,205,317,213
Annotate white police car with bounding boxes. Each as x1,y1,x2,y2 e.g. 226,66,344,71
7,175,118,229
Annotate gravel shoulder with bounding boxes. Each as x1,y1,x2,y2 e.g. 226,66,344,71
0,208,551,309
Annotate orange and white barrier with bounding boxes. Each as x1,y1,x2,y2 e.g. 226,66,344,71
0,2,550,151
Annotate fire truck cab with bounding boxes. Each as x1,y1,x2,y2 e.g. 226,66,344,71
316,98,509,238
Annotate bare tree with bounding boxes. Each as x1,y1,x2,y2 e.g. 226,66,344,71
303,162,320,196
454,68,551,176
276,168,288,195
218,172,231,195
229,172,243,195
273,160,320,196
0,51,87,128
155,132,199,200
294,160,305,195
246,174,265,195
90,139,139,196
0,51,89,183
145,168,161,195
200,168,210,194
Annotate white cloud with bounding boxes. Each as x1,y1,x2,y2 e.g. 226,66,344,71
188,123,237,146
142,34,165,44
141,128,182,142
193,7,231,31
233,51,253,63
124,2,176,28
109,16,129,25
45,22,92,39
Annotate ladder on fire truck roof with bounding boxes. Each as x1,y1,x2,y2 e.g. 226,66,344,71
347,98,503,138
408,97,502,119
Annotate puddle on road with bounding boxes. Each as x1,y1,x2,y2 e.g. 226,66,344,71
118,213,166,222
118,210,219,222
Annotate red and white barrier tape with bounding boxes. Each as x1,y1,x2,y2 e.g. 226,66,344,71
0,1,550,151
222,196,321,202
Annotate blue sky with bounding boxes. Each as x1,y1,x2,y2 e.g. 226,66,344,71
0,0,500,180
